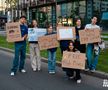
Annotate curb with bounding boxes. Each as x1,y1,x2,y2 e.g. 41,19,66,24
0,47,108,79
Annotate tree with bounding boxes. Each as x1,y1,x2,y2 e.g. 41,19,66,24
5,0,17,8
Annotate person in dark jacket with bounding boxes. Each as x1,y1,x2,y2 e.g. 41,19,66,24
46,24,57,74
63,41,82,84
10,16,28,76
60,40,71,54
74,18,86,53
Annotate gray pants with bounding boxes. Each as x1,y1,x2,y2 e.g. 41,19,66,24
29,43,41,70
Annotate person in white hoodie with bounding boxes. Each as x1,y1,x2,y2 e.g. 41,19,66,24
29,20,41,72
85,16,101,72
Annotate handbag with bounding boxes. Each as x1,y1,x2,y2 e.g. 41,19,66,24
98,40,105,50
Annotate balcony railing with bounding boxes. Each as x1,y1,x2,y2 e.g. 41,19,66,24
18,0,56,8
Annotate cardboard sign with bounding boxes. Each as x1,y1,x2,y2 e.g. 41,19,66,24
38,34,59,50
6,22,22,42
57,27,76,40
28,28,46,41
62,51,86,70
79,29,101,44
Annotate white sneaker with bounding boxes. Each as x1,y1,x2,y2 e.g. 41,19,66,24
38,68,41,71
85,68,90,71
33,68,37,72
52,71,55,74
90,69,96,72
20,69,26,73
69,76,74,79
10,72,15,76
49,71,55,74
77,79,81,84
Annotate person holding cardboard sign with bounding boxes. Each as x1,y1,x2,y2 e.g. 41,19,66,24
62,41,82,84
10,16,28,76
45,24,57,74
29,20,41,72
85,16,101,72
74,18,86,53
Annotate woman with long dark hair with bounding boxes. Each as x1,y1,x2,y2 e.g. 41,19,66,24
63,41,82,84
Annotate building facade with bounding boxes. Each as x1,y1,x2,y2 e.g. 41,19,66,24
0,0,7,29
6,0,108,30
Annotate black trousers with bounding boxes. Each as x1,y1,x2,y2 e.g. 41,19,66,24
74,40,86,53
60,47,68,55
63,68,81,80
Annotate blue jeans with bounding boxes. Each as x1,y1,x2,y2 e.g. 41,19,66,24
86,44,100,70
11,41,26,73
48,51,56,72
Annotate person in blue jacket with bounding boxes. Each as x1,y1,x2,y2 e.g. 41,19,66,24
46,24,57,74
10,16,28,76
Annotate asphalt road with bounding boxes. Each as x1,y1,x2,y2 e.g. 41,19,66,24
0,50,107,90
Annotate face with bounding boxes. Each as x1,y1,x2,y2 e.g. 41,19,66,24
48,26,53,33
20,18,26,24
91,17,97,25
32,20,37,27
69,42,74,50
76,19,81,26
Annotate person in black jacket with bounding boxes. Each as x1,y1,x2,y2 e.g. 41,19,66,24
60,40,71,54
74,18,86,53
46,24,57,74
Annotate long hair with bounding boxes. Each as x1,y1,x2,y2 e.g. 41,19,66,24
30,19,38,28
67,40,76,51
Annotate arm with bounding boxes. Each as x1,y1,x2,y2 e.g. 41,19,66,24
22,34,28,40
22,26,28,40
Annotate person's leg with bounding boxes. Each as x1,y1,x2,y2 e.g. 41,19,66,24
91,48,100,70
60,47,67,55
75,69,81,80
19,42,26,71
51,51,56,72
11,43,20,73
60,47,64,55
66,68,74,77
48,51,52,72
74,40,80,51
35,44,41,70
86,44,93,69
30,44,37,70
80,44,86,53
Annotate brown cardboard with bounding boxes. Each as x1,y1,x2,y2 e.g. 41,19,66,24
79,29,101,44
38,34,59,50
62,51,86,70
6,22,22,42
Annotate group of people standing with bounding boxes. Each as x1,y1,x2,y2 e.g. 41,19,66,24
10,16,101,84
